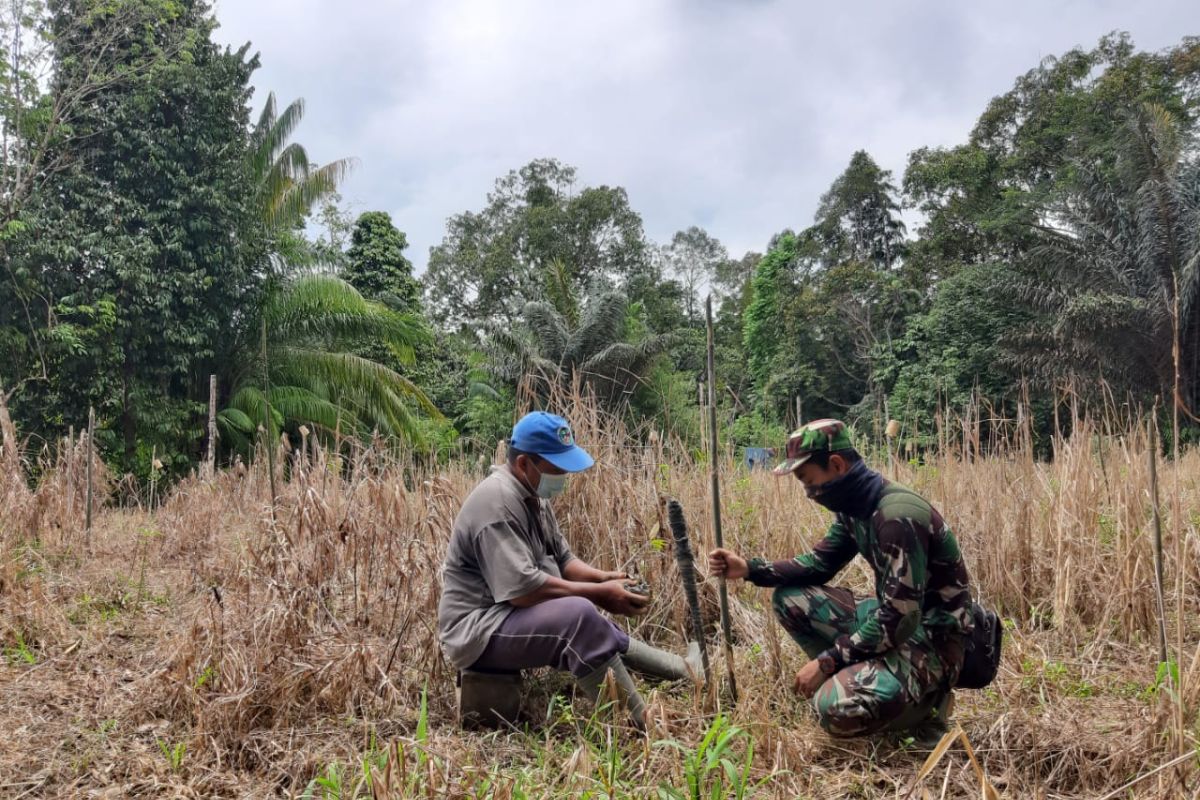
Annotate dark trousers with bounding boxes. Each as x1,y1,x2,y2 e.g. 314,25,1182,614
470,596,630,678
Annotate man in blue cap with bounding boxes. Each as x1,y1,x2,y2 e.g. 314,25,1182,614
438,411,701,729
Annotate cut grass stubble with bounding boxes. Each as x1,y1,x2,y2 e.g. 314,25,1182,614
0,387,1197,797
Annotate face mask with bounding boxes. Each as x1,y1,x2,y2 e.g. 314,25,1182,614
536,471,568,499
803,460,884,518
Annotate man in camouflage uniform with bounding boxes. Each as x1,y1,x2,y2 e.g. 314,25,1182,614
709,419,973,739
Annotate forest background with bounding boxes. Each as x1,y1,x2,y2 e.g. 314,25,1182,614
0,3,1198,479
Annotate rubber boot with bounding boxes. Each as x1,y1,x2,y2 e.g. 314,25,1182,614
623,638,706,683
577,654,647,730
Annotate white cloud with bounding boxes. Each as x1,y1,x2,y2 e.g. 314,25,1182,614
213,0,1200,269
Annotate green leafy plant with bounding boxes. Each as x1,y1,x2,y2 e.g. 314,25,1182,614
4,633,36,665
655,714,770,800
157,739,186,773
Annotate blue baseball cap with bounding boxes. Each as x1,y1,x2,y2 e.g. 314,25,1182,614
509,411,595,473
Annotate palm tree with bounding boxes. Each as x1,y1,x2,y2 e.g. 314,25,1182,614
1017,103,1200,412
217,267,437,453
249,93,357,233
487,273,673,409
217,95,438,455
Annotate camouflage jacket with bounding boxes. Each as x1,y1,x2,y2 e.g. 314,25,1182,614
748,482,973,672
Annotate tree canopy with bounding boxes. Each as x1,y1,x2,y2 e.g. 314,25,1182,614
3,18,1199,480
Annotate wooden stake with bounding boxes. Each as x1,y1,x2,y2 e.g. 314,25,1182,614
705,295,738,704
1148,408,1169,667
206,373,217,477
67,424,75,514
149,444,157,511
261,319,278,517
86,405,94,551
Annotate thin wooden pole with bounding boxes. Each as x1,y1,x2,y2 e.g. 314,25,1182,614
1170,278,1185,743
67,424,75,515
86,405,94,550
206,373,217,477
149,444,157,511
705,295,738,704
261,319,278,517
1148,408,1168,667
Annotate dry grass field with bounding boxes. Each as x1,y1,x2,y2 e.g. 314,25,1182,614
1,396,1198,798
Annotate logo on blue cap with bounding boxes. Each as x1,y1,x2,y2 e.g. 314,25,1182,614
510,412,594,473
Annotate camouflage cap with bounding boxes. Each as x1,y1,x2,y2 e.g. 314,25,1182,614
772,419,854,476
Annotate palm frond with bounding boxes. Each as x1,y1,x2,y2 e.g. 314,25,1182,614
226,385,284,444
250,96,307,180
570,291,628,365
267,385,358,436
264,274,429,355
521,301,569,363
267,157,359,230
247,92,279,168
274,347,442,443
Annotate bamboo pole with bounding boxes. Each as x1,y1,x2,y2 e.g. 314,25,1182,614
705,295,738,704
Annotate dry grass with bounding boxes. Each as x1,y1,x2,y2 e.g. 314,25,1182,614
1,392,1198,798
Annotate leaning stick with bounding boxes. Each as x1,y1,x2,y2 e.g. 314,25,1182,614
705,295,739,703
667,499,709,683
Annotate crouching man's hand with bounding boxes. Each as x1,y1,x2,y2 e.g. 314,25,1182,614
593,579,650,617
707,548,749,581
793,660,826,699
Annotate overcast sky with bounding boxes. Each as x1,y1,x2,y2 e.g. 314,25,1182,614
212,0,1199,270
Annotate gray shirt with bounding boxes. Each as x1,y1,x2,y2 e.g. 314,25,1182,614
437,466,576,670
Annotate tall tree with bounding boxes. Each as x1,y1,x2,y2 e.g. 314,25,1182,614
749,153,913,424
812,150,907,269
343,211,420,313
0,0,188,406
222,101,439,453
424,159,651,329
658,226,729,320
743,235,793,399
1014,104,1200,413
10,0,263,474
903,33,1200,283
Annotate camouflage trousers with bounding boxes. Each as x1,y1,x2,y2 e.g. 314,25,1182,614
772,585,961,738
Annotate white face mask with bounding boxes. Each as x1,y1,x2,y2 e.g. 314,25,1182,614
536,471,568,499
